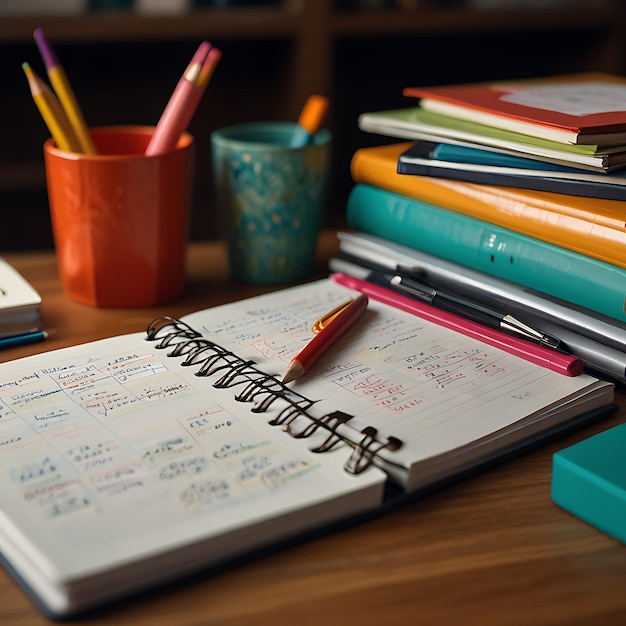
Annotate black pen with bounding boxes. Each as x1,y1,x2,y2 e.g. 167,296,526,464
376,273,561,350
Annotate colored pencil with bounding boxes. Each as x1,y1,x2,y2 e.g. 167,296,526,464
33,27,96,154
22,63,81,153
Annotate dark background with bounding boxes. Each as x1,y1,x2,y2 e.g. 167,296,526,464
1,0,624,250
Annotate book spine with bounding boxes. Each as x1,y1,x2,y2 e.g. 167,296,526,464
346,184,626,322
351,145,626,269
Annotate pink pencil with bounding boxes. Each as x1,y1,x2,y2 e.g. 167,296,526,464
145,41,216,156
330,272,584,377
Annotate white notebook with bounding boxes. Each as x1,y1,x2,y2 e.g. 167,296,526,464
0,279,613,617
0,258,42,339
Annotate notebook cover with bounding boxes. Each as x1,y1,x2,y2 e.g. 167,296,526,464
403,73,626,135
344,183,626,322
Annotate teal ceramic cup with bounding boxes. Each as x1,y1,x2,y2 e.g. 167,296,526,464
211,121,332,284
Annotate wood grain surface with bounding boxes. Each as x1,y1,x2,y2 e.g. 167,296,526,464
1,231,625,626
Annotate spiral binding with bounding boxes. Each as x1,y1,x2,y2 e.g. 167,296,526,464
146,316,403,475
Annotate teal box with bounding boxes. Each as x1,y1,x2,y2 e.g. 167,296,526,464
552,423,626,543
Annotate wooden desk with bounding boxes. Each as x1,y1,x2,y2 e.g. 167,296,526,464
1,231,625,626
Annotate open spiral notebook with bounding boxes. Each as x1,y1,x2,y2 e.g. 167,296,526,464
0,279,614,617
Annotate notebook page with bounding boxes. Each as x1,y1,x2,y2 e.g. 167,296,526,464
0,332,384,615
182,280,611,487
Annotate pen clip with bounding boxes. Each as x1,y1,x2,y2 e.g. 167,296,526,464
312,298,354,333
501,315,561,350
389,275,436,302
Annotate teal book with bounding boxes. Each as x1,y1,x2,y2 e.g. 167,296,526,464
552,423,626,544
423,141,572,171
345,184,626,322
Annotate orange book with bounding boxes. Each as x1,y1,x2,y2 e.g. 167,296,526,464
350,142,626,270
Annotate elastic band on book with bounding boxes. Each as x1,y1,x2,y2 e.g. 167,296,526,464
146,316,403,475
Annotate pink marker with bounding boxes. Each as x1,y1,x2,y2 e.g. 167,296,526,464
330,272,584,377
145,41,216,156
184,47,222,124
197,47,222,90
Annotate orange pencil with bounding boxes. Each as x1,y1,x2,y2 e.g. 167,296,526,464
282,293,369,383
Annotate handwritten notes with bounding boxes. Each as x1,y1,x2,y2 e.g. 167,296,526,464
0,341,327,526
0,279,608,615
183,280,598,470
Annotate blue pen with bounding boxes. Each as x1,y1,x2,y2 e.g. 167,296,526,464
0,330,47,350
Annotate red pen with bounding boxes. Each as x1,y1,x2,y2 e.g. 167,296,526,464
282,293,369,383
330,273,584,378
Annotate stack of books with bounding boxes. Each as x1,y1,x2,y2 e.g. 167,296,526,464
331,72,626,384
360,72,626,200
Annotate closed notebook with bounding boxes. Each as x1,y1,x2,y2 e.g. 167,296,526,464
397,141,626,202
403,73,626,145
0,279,614,618
357,106,626,170
416,140,585,171
0,258,42,339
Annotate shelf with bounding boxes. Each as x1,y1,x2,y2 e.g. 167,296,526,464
1,0,625,250
331,7,616,36
0,5,617,44
0,7,301,43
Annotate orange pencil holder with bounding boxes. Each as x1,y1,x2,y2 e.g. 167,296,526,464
44,126,194,308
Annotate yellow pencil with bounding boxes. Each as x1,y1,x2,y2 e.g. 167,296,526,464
22,62,81,153
33,28,96,154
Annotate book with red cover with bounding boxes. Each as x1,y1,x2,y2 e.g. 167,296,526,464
403,73,626,145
